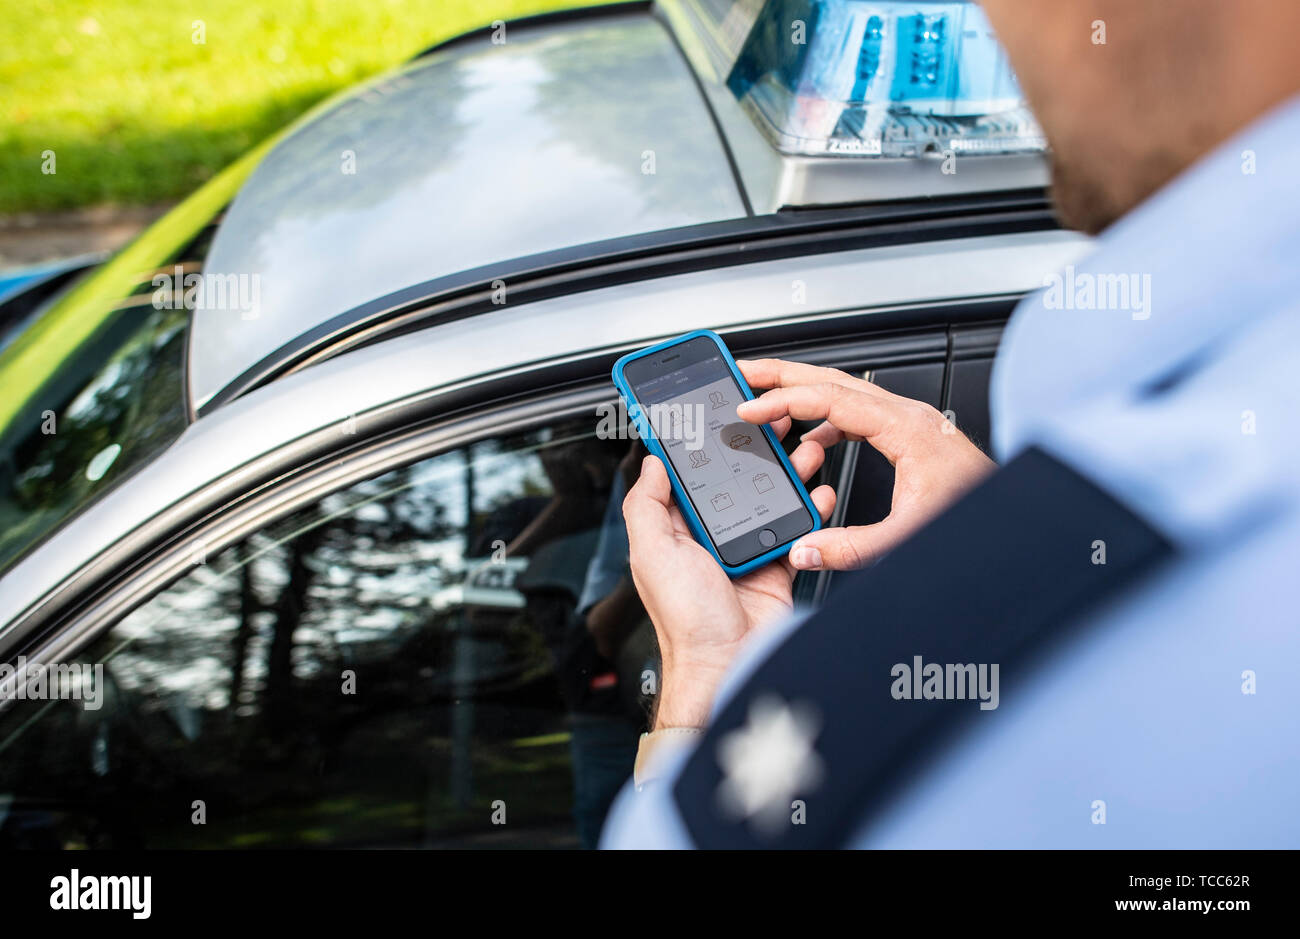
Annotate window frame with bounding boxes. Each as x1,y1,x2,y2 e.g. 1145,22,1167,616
0,315,1012,700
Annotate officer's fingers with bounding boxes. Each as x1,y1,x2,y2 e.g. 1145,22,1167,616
768,416,793,442
646,463,693,537
787,438,826,482
799,420,856,449
738,384,895,457
736,357,845,389
787,519,908,571
665,501,693,537
809,483,836,522
622,456,678,550
737,358,878,395
772,484,838,582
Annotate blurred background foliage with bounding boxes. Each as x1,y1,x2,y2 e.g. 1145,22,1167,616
0,0,593,214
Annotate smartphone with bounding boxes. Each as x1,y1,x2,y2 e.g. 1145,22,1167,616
611,329,821,577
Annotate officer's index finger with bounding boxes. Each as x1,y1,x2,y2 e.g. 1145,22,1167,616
737,383,891,444
736,358,884,396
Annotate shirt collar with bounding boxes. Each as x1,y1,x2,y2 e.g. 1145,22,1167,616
993,92,1300,460
990,93,1300,546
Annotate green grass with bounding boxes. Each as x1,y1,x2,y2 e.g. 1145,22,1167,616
0,0,593,214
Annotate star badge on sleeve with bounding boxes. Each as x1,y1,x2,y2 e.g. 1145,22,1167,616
716,694,824,835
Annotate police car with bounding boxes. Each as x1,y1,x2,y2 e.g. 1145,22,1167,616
0,0,1089,848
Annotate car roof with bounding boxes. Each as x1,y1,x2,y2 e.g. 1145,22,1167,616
186,7,746,412
182,0,1053,416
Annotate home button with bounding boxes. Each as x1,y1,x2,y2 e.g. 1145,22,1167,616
758,528,777,548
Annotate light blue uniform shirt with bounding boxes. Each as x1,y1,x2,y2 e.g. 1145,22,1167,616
601,94,1300,848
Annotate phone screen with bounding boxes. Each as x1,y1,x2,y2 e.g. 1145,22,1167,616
624,337,814,566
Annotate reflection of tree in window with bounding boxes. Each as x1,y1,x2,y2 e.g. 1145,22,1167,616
0,423,654,848
0,305,189,571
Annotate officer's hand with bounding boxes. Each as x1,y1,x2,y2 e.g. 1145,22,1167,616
623,442,835,729
736,358,994,571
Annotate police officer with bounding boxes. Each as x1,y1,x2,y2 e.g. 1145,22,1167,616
601,0,1300,848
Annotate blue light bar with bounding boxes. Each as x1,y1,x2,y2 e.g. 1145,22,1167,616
724,0,1046,158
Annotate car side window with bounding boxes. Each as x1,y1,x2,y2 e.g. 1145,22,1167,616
0,418,660,849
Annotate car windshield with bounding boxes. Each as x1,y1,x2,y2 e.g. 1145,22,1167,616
0,148,265,576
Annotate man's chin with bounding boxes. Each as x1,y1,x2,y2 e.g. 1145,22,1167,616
1047,158,1124,236
1049,143,1200,236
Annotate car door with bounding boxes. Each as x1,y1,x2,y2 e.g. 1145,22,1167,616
0,399,643,849
0,314,1005,850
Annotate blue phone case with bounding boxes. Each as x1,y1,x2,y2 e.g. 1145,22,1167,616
611,329,822,577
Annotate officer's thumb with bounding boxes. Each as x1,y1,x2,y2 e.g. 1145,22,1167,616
622,455,676,548
788,520,907,572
